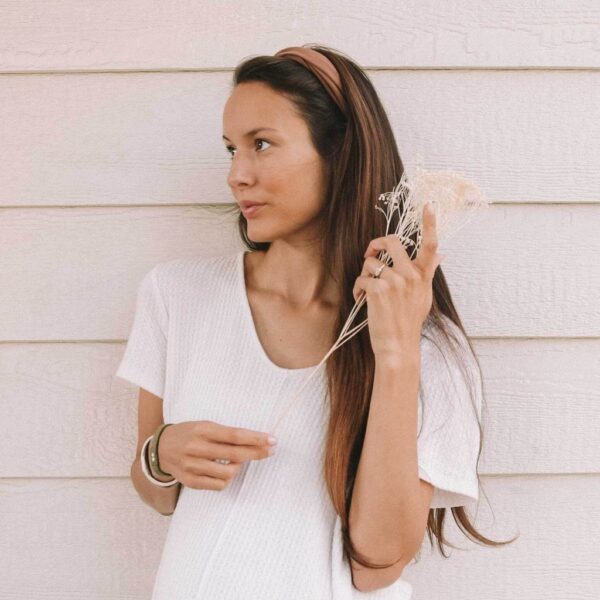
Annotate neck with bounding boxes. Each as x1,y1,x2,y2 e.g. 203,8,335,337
247,242,340,308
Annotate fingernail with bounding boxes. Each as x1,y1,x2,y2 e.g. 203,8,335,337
268,446,277,455
267,436,278,445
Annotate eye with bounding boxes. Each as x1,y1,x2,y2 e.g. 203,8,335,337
225,138,272,159
255,138,272,152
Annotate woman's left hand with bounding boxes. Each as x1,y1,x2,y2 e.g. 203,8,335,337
352,202,444,357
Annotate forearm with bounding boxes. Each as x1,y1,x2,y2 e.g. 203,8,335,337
130,453,181,516
348,344,423,561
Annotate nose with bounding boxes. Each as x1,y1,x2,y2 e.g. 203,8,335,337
227,153,255,190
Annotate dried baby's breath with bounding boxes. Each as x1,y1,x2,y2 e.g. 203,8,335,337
270,161,490,434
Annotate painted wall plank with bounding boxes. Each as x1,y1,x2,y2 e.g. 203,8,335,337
0,475,596,598
1,0,599,72
1,71,599,206
1,204,598,339
1,338,599,477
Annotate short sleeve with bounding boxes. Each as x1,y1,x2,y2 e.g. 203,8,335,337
416,320,482,508
115,265,168,398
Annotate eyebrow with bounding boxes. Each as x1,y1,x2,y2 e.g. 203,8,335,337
222,127,278,142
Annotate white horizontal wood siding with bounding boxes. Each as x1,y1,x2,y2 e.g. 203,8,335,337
1,1,598,598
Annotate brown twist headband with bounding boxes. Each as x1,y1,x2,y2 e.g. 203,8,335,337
274,45,348,116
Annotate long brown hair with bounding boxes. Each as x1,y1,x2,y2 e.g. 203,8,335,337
224,43,517,570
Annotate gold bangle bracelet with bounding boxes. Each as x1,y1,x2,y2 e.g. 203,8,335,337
149,423,174,479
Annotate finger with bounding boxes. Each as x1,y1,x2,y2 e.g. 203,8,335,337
363,234,413,279
204,440,274,464
187,457,239,477
352,257,383,301
359,256,389,279
414,202,440,277
203,421,276,447
352,273,384,302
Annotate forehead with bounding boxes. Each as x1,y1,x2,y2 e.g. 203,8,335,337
222,82,302,137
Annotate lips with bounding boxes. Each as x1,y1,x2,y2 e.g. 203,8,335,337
239,201,266,218
239,201,266,210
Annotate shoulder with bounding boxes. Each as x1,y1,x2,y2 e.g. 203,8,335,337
420,314,473,365
150,252,239,300
419,315,482,413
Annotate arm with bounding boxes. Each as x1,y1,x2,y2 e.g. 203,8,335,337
348,345,433,592
130,387,181,516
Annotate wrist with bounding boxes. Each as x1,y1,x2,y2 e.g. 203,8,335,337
375,343,420,370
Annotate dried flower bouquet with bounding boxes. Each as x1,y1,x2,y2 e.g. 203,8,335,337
270,162,490,434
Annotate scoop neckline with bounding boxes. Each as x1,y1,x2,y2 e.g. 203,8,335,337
237,250,323,376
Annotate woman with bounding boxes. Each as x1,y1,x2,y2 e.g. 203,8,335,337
116,44,515,600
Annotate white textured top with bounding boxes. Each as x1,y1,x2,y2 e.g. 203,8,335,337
116,250,482,600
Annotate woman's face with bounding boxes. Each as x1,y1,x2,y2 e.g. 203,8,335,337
222,81,328,245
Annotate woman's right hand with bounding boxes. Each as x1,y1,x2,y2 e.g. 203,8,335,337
157,421,277,491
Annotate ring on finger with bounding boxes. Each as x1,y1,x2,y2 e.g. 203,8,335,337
372,262,386,279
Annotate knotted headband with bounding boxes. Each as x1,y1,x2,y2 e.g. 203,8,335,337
274,45,348,117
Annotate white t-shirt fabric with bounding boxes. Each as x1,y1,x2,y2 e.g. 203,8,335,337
116,250,482,600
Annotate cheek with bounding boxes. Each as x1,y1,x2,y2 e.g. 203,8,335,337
262,154,327,217
281,185,324,221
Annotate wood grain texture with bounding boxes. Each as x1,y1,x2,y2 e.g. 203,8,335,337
2,1,599,597
1,205,598,338
0,475,597,598
1,337,599,477
0,0,599,72
1,70,599,205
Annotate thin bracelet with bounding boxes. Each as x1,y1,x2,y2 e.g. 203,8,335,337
149,423,173,478
140,435,179,487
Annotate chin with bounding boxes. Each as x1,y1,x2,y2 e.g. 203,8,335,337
243,225,272,243
248,235,274,245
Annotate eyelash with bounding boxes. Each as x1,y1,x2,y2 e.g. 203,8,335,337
225,138,272,158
